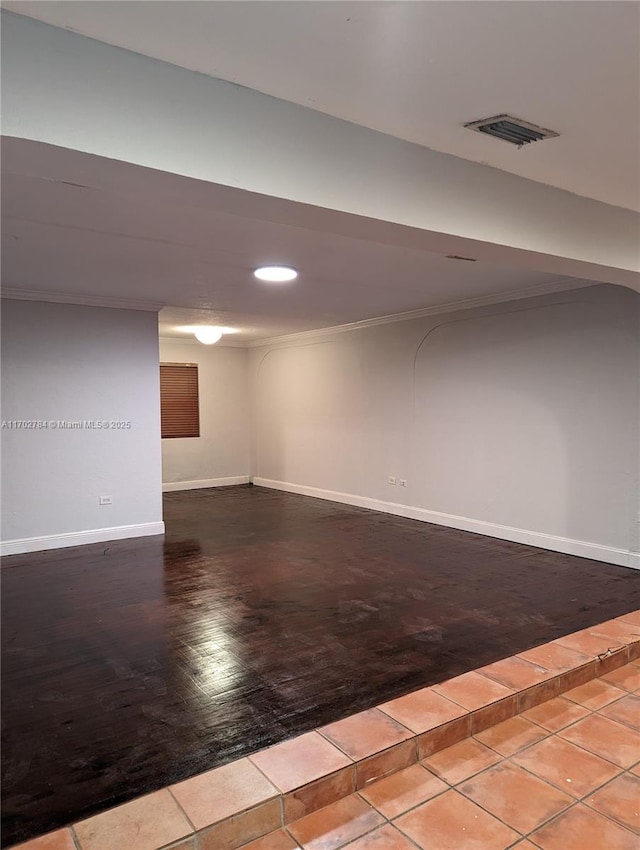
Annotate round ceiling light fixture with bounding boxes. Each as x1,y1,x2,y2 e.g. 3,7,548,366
194,327,223,345
253,265,298,283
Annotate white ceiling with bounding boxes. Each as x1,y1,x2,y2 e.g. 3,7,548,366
2,140,569,343
4,0,639,211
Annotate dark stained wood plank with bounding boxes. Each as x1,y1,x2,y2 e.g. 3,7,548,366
2,485,640,846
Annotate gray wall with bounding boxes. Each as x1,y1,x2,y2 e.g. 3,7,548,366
3,285,638,566
1,300,164,549
250,284,640,565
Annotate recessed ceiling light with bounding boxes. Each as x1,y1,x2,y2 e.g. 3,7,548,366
194,327,223,345
254,265,298,283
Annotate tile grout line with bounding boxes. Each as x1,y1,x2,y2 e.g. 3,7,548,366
159,784,284,850
593,695,640,732
521,799,583,846
283,725,637,850
158,835,201,850
600,672,640,694
354,767,452,829
278,790,284,838
377,817,430,850
471,725,556,759
315,724,413,764
447,751,587,841
552,718,640,771
355,737,419,790
389,740,576,842
427,751,562,826
406,693,637,843
388,780,522,849
520,711,582,735
500,739,628,802
245,754,287,792
281,820,300,848
166,786,198,834
519,793,638,846
577,773,640,835
404,719,636,846
435,775,530,841
69,825,82,850
376,695,466,728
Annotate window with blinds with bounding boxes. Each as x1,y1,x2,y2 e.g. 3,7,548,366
159,363,200,439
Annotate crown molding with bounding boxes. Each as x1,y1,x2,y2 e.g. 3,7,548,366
1,287,164,312
245,278,595,348
2,278,595,345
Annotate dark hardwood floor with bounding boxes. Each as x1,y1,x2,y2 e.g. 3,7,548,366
2,485,640,845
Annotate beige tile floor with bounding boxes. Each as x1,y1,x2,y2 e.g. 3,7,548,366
242,661,640,850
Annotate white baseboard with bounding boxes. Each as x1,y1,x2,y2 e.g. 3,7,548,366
162,476,250,492
253,478,639,570
1,521,165,557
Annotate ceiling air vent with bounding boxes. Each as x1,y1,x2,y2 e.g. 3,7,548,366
464,114,559,147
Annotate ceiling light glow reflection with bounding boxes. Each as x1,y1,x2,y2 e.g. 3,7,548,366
176,326,240,335
253,265,298,282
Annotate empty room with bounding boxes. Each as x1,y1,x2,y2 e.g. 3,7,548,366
1,2,639,850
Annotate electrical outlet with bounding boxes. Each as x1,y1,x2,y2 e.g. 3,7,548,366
399,479,407,487
99,496,113,506
387,476,397,485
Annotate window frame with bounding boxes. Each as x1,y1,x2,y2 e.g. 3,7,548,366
159,362,200,439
